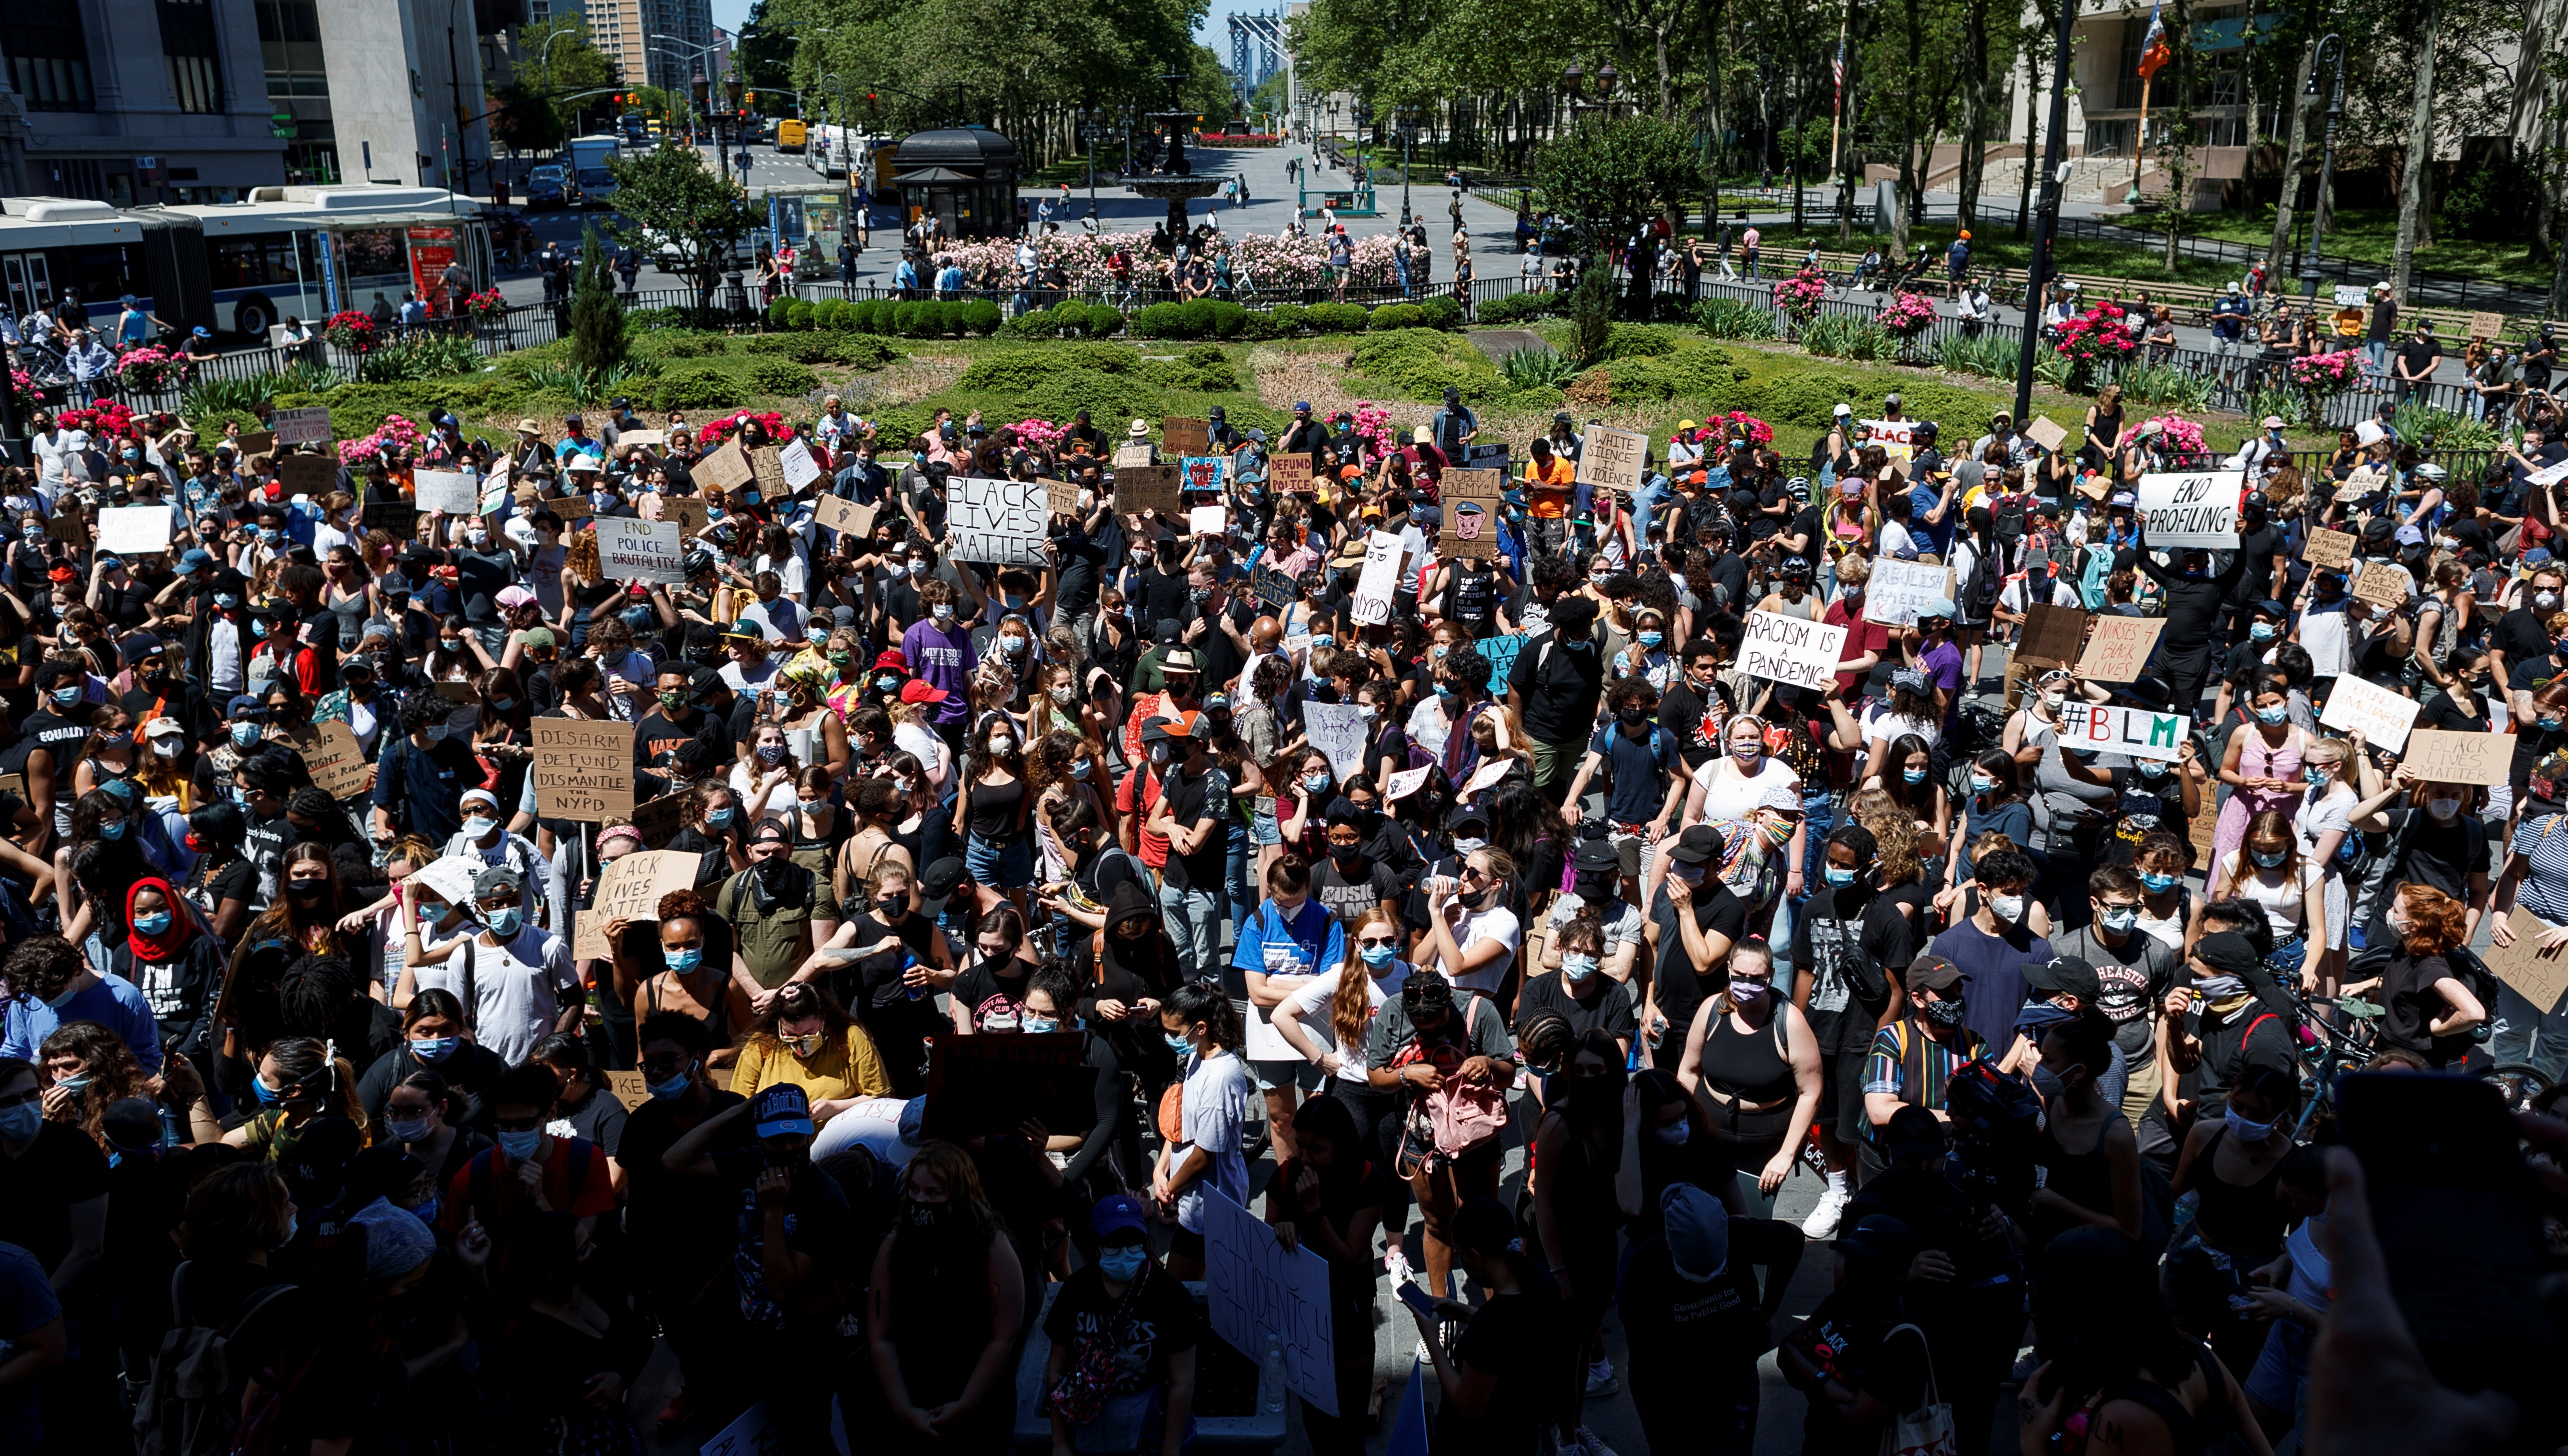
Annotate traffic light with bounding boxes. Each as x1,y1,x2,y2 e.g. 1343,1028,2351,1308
746,91,757,105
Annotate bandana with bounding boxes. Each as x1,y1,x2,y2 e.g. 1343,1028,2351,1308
124,876,193,963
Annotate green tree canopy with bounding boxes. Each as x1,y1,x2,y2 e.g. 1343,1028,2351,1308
1533,114,1701,249
605,147,759,307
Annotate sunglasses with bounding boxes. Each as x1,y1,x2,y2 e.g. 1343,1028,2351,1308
1356,935,1400,949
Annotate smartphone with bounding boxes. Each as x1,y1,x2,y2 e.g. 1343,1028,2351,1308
1394,1280,1441,1321
2338,1072,2560,1447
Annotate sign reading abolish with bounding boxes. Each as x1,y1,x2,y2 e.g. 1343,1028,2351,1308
2133,470,2244,547
1862,558,1951,626
1738,610,1849,690
945,475,1047,565
601,517,687,583
531,719,636,820
2054,701,2189,762
1202,1187,1339,1415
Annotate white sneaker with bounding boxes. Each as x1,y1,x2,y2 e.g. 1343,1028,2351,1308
1799,1184,1850,1240
1584,1357,1618,1396
1575,1425,1621,1456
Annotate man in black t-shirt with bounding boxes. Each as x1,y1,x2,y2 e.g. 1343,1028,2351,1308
1792,825,1910,1239
1312,803,1403,925
1145,712,1229,980
1517,918,1641,1054
1621,1186,1803,1456
2493,560,2566,711
1655,640,1727,774
2222,494,2291,643
1507,595,1605,803
2392,320,2444,403
2157,931,2298,1138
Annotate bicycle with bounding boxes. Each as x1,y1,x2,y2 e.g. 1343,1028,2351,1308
2288,990,2381,1138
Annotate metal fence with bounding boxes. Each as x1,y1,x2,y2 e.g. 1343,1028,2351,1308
2050,216,2550,315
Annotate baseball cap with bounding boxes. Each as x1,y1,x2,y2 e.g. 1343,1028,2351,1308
1878,1104,1948,1162
1889,667,1929,695
2192,931,2260,979
2022,955,2101,1002
1918,597,1957,621
1833,403,1853,418
2260,415,2286,429
919,856,967,898
1665,824,1724,865
753,1083,816,1138
873,648,910,674
227,694,262,717
177,548,215,571
899,679,947,705
471,863,523,899
2394,524,2426,546
1661,1184,1730,1283
1907,953,1967,993
1092,1193,1149,1238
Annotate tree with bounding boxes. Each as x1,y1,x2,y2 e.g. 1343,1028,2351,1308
2391,0,2440,298
605,146,758,311
1535,114,1701,313
570,225,628,375
513,16,618,100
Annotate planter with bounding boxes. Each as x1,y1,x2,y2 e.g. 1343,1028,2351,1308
1011,1283,1286,1453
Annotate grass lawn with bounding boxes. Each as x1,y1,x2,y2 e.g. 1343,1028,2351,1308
2184,205,2551,289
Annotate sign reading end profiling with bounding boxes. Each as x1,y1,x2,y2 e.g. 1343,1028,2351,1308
2134,470,2246,549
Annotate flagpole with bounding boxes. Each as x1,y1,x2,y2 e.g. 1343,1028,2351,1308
2128,73,2152,200
1827,9,1849,179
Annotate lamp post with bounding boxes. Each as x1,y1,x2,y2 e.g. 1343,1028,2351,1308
1079,103,1104,223
2296,34,2347,303
1395,107,1418,224
693,68,717,184
1350,98,1370,189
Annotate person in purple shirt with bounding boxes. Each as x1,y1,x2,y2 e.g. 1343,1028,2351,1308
900,577,978,752
0,936,164,1076
1911,598,1967,728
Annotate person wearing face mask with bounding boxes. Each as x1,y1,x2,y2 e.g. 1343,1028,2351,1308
2168,1060,2299,1372
717,820,832,1013
376,1067,490,1196
440,786,550,928
1927,845,2054,1057
1858,953,1987,1153
2346,770,2491,964
2130,520,2251,726
1507,595,1607,805
1039,1190,1204,1456
1520,911,1642,1059
1787,824,1910,1237
731,979,889,1121
2207,808,2328,997
356,990,507,1130
219,1034,362,1160
370,695,482,846
110,875,224,1071
899,578,978,758
0,931,163,1076
397,865,580,1067
2354,881,2488,1070
2494,564,2568,713
2023,1002,2147,1254
2046,864,2182,1128
439,1059,618,1285
2211,674,2313,877
856,1141,1025,1456
612,1010,750,1427
2152,931,2298,1154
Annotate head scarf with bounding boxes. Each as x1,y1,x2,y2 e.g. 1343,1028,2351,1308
125,876,194,963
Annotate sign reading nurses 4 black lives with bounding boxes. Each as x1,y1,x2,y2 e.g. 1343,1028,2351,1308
2134,470,2245,549
1738,610,1849,691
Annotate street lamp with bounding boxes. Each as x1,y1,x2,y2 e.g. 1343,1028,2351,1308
2297,34,2347,302
1350,98,1371,187
1395,105,1418,226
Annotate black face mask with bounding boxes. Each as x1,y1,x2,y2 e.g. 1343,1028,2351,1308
1617,705,1650,728
1574,871,1619,903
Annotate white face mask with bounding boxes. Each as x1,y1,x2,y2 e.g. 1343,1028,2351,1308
2426,796,2462,821
1988,893,2026,924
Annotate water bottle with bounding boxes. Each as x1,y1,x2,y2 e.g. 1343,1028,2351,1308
901,952,926,1001
1260,1334,1286,1415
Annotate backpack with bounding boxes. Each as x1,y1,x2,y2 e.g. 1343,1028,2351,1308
1963,537,2008,616
132,1266,297,1456
1993,493,2027,543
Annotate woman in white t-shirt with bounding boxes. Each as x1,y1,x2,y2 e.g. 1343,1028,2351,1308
2293,736,2390,987
1274,906,1414,1081
1685,713,1803,825
1156,983,1252,1278
1416,847,1521,996
2207,807,2326,993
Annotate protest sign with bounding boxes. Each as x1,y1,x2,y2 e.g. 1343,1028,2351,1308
1348,530,1405,625
1865,418,1918,462
361,498,418,539
627,792,691,848
280,455,340,497
1113,443,1156,469
1304,701,1370,784
698,438,754,489
2333,285,2369,307
0,774,20,804
1386,766,1432,801
2076,617,2167,682
1046,478,1079,517
271,407,333,446
618,429,665,450
2054,701,2190,762
780,438,824,491
2299,611,2351,676
2470,311,2506,341
1477,633,1527,686
2019,603,2089,666
531,719,636,820
2483,910,2568,1015
922,1032,1101,1139
2351,562,2413,610
601,517,687,583
945,475,1047,565
1189,504,1230,537
571,850,701,961
2304,527,2357,569
1163,417,1211,455
412,855,486,909
2319,674,2420,753
1439,467,1505,560
1203,1187,1339,1415
1738,610,1850,691
2025,417,2068,454
1577,426,1648,492
413,469,478,515
235,430,277,457
1269,454,1313,493
2527,456,2568,491
1861,558,1952,626
2401,728,2510,785
97,506,172,556
307,720,371,801
2133,470,2243,547
1181,455,1231,495
748,445,788,501
665,496,710,539
1116,463,1184,517
1250,562,1297,609
812,496,877,540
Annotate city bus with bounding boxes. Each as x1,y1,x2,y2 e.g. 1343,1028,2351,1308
776,119,807,153
0,196,197,332
756,182,853,276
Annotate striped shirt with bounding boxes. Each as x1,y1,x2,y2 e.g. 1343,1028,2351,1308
2509,813,2568,927
1862,1019,1988,1112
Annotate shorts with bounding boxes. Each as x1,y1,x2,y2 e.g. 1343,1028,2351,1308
1531,738,1580,789
965,832,1035,887
1249,800,1281,847
1170,1225,1206,1266
1254,1057,1324,1093
1815,1045,1872,1144
1607,823,1660,887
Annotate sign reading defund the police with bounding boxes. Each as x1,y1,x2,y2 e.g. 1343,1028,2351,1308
2055,701,2189,762
1739,610,1849,691
944,475,1046,566
2134,470,2245,549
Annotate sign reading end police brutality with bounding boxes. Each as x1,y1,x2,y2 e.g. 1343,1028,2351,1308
1739,610,1848,691
2134,470,2245,548
602,518,686,584
2055,701,2189,762
945,475,1047,565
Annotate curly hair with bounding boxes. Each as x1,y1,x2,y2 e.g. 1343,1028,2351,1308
37,1020,152,1149
2393,882,2469,959
1858,808,1924,887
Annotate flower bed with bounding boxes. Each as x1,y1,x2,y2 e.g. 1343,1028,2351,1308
323,310,379,352
59,398,138,438
2141,414,2206,459
926,228,1403,296
1771,273,1826,320
1716,411,1775,448
1875,292,1940,338
1192,134,1285,147
340,412,425,464
698,409,787,445
114,347,187,392
2052,305,2138,388
463,288,510,322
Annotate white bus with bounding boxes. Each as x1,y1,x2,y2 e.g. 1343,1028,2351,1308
804,124,885,182
169,186,496,340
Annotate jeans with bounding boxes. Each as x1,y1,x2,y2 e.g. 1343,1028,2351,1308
1158,882,1222,982
1224,819,1255,941
1526,514,1569,561
2490,984,2568,1081
1769,793,1837,967
2363,340,2388,380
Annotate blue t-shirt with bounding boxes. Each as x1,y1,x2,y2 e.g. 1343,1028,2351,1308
1,972,163,1075
1930,915,2053,1057
1586,719,1680,826
1908,481,1954,557
0,1241,61,1453
1231,897,1345,985
2212,296,2252,340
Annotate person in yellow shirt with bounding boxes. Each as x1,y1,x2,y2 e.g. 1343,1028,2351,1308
729,980,890,1119
1523,435,1578,558
2331,297,2365,343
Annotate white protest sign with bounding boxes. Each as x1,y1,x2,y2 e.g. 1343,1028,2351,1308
271,406,333,445
2054,701,2190,762
700,1401,773,1456
411,854,485,907
1349,529,1405,626
1188,504,1230,536
2528,456,2568,490
1203,1187,1338,1415
1865,418,1918,461
2134,470,2243,548
1386,766,1432,800
778,437,822,490
1304,701,1370,785
412,469,478,515
600,517,687,584
945,475,1047,565
2334,285,2369,307
1862,558,1952,626
97,506,173,556
2319,674,2421,753
1737,609,1849,691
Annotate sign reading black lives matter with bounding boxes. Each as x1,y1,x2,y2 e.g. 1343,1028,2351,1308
2134,470,2244,548
945,475,1048,565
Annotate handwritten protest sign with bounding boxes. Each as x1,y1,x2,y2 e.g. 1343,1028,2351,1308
627,792,690,849
1251,562,1297,608
2076,617,2167,682
1576,426,1648,492
698,438,754,489
778,438,822,491
307,720,371,800
532,719,635,820
2401,728,2509,785
1865,418,1917,462
413,469,478,515
601,517,687,583
1477,633,1527,686
1116,463,1184,517
2484,910,2568,1015
2019,603,2089,666
2134,470,2243,548
571,850,701,961
1203,1187,1339,1415
281,455,340,497
411,855,486,909
922,1032,1101,1138
1862,558,1952,626
2319,674,2420,753
1114,443,1156,469
1304,701,1369,784
1046,478,1079,517
618,429,666,450
1349,530,1404,625
1163,417,1211,455
1269,454,1313,493
1181,455,1230,494
97,506,172,556
2299,611,2350,676
2303,528,2356,569
2054,701,2189,762
665,496,710,539
1386,766,1432,801
748,445,788,501
2469,311,2505,341
2527,456,2568,491
1439,467,1505,560
2333,285,2369,307
811,496,876,541
945,475,1047,565
272,407,333,446
1738,610,1850,690
2351,562,2412,610
2025,417,2068,454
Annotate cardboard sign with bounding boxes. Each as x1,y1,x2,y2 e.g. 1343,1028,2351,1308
921,1031,1102,1139
2351,562,2411,610
531,719,636,820
1348,529,1404,625
1478,633,1527,686
698,438,755,489
1113,443,1156,470
1576,426,1648,492
307,719,371,800
413,469,478,515
2134,469,2243,548
361,498,420,537
1250,562,1297,608
2076,616,2167,682
2025,417,2068,454
2304,527,2357,570
2333,285,2369,307
434,680,485,703
2401,728,2510,785
1163,417,1211,456
1738,609,1850,690
0,774,20,804
945,475,1047,566
1864,417,1918,462
1202,1187,1339,1415
2469,311,2505,341
1862,558,1952,627
778,438,822,490
272,407,333,446
812,495,878,541
233,430,277,457
2019,603,2090,667
748,445,789,501
1269,454,1313,494
2483,910,2568,1016
571,849,702,961
1116,463,1184,517
1386,765,1431,800
1188,504,1230,537
1046,478,1079,517
601,517,688,584
627,791,691,849
280,455,340,496
97,506,173,556
2299,611,2351,677
2054,701,2190,762
619,428,667,450
1439,467,1505,561
666,496,711,539
1304,701,1370,784
2318,674,2420,753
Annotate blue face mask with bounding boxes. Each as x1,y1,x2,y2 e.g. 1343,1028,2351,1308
484,908,523,938
666,946,704,973
1164,1032,1194,1053
2304,767,2329,785
2099,907,2139,933
2249,622,2277,641
739,488,760,505
1022,1016,1061,1034
410,1036,459,1062
2255,705,2288,725
52,1073,92,1094
2251,848,2289,868
251,1076,283,1106
1561,951,1598,982
132,910,171,935
1637,630,1664,648
410,1195,440,1224
1359,943,1397,968
231,721,263,747
1902,768,1927,785
1563,637,1594,653
50,685,81,706
648,1068,694,1099
1304,773,1331,794
2139,870,2178,893
1969,774,1995,794
498,1129,542,1160
1825,865,1860,887
1097,1246,1148,1281
99,819,127,840
706,807,736,828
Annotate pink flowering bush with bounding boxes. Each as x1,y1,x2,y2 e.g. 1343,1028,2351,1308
2051,305,2140,388
1718,411,1775,448
1005,418,1066,453
1350,403,1393,464
1875,292,1940,338
932,229,1342,295
2142,415,2207,459
322,310,378,352
58,399,137,438
1771,273,1826,320
698,410,788,445
462,288,509,321
114,347,187,392
340,413,425,464
2287,349,2362,391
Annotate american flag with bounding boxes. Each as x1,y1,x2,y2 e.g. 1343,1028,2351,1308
1833,37,1847,112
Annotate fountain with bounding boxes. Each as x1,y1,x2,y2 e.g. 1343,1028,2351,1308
1126,65,1223,236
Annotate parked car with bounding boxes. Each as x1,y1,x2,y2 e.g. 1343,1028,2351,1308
525,166,576,210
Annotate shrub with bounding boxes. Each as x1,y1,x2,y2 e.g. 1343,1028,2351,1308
767,298,795,329
1372,303,1426,332
1266,303,1310,335
1308,302,1370,334
1602,323,1679,360
1695,297,1778,341
1208,301,1248,339
895,302,935,338
745,356,822,395
1178,299,1217,339
1084,305,1122,338
1006,367,1165,429
959,299,1004,337
1182,343,1228,367
1803,314,1893,360
1129,302,1189,339
628,307,692,332
959,352,1067,392
647,367,739,411
1475,291,1566,325
1418,296,1464,330
1500,344,1580,390
743,333,833,364
785,300,818,330
818,298,855,330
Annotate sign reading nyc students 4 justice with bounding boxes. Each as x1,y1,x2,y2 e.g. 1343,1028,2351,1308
2055,701,2189,762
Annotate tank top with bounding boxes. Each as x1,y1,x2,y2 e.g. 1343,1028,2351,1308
968,774,1025,841
1443,560,1495,629
1765,592,1820,623
1701,1010,1795,1104
2192,1126,2288,1260
639,972,733,1047
326,589,369,648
